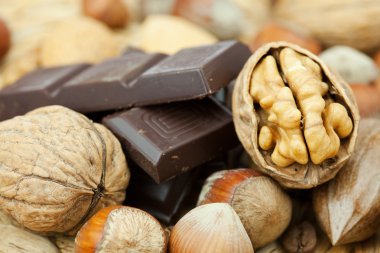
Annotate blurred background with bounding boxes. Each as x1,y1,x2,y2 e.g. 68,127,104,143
0,0,380,117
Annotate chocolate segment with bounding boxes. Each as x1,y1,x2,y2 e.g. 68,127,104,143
103,98,238,183
57,51,166,112
0,64,89,120
134,40,251,106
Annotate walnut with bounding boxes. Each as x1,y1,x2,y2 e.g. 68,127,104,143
233,42,359,188
0,106,130,235
0,224,59,253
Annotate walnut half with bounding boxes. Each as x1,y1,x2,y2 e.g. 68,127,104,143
233,42,359,189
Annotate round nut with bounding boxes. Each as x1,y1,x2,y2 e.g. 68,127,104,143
350,84,380,118
75,205,167,253
0,106,130,234
249,21,322,55
232,42,359,189
82,0,128,28
0,18,11,58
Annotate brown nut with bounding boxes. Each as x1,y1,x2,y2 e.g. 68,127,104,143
281,221,317,253
274,0,380,53
0,18,10,58
350,84,380,117
249,21,322,55
197,169,292,249
82,0,128,28
232,42,359,189
75,205,167,253
313,118,380,245
170,203,254,253
0,106,130,235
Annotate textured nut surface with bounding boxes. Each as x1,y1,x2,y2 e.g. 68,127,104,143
0,106,130,234
198,169,292,249
313,118,380,245
233,42,359,188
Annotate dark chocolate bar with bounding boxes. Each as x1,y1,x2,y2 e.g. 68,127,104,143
102,98,238,183
0,41,250,121
56,51,166,112
134,40,251,106
0,64,90,120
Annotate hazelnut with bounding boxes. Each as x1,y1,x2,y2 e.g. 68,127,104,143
198,169,292,249
249,21,322,55
82,0,128,28
0,18,10,58
170,203,254,253
75,205,167,253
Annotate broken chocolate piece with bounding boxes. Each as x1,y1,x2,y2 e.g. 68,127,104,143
103,98,238,183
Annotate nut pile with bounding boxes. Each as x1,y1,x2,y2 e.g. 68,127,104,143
0,0,380,253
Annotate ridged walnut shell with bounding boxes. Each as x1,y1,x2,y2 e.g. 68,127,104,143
232,42,359,189
274,0,380,53
0,106,130,234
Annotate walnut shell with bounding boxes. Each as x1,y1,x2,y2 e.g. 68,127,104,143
274,0,380,53
232,42,359,189
313,118,380,245
0,106,130,234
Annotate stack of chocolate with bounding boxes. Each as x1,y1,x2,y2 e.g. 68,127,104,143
0,40,251,224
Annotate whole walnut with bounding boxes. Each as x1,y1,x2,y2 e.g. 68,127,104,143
274,0,380,53
0,106,130,235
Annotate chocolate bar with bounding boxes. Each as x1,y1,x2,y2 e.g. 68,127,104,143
0,41,250,121
0,64,90,120
102,98,238,183
133,40,251,106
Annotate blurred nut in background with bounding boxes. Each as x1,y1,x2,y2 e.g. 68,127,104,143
320,46,379,84
249,21,321,55
173,0,271,41
350,84,380,117
82,0,129,28
374,50,380,68
274,0,380,53
0,18,10,59
40,17,119,67
134,14,217,54
198,169,292,249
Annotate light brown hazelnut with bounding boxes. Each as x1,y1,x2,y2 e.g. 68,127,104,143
198,169,292,249
82,0,128,28
374,50,380,68
75,205,167,253
0,18,10,58
249,21,321,55
170,203,254,253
